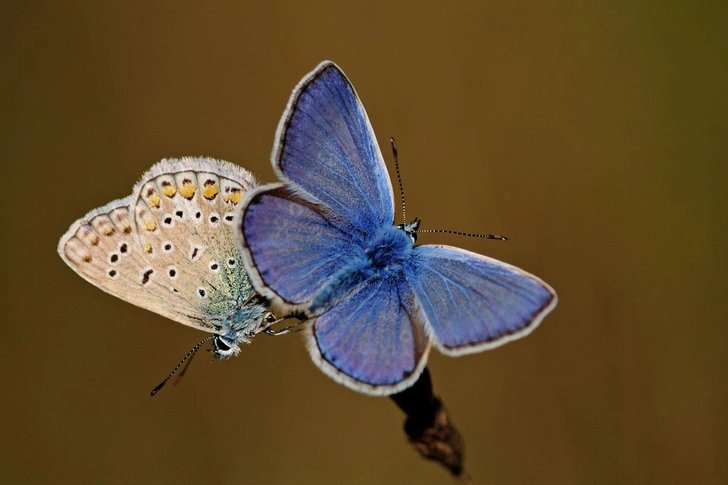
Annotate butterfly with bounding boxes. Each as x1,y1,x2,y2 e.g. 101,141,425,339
238,61,558,395
58,157,279,386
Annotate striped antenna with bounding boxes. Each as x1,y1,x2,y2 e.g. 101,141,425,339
150,334,215,396
391,138,407,224
417,229,508,241
390,138,506,243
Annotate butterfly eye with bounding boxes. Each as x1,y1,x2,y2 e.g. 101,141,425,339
227,258,236,268
197,287,207,298
214,337,229,351
209,262,220,272
211,336,240,359
162,242,174,253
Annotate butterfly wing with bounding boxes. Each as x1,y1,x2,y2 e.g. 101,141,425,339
240,61,394,310
58,197,179,320
58,196,213,329
273,60,394,235
406,245,557,355
306,276,430,395
59,157,266,336
129,157,264,334
240,185,358,310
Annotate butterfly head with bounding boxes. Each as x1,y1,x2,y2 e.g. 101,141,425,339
397,218,421,244
209,301,272,359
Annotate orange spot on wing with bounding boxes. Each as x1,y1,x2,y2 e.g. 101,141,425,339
180,179,197,200
161,181,177,197
224,189,242,205
202,180,219,200
148,192,161,208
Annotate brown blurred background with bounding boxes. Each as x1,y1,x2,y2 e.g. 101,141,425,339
3,1,726,484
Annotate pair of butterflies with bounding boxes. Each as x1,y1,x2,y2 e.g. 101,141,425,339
58,61,557,396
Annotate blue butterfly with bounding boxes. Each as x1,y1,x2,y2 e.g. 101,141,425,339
238,61,558,395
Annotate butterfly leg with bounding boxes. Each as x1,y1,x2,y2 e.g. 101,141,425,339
262,318,306,336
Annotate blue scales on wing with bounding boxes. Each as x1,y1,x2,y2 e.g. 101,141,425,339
406,245,556,355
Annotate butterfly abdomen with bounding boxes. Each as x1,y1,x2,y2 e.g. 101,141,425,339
309,258,373,315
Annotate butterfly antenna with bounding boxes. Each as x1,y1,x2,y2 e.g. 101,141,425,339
391,137,407,224
417,228,509,241
150,334,215,396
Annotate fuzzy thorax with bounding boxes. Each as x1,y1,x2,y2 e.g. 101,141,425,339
309,224,416,315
